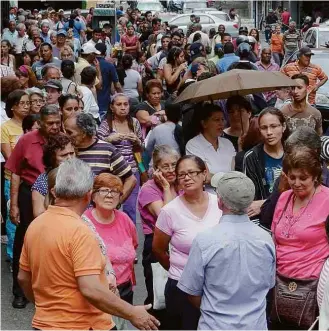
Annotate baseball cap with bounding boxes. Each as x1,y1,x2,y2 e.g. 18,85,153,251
95,42,107,55
57,30,67,37
190,42,205,60
44,79,63,91
212,171,255,213
299,46,314,56
238,42,252,53
81,43,101,55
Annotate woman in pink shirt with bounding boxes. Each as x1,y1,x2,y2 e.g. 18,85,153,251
153,155,222,330
271,148,329,329
83,173,138,304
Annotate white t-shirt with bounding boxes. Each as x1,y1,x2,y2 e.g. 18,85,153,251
79,85,100,119
186,133,236,175
156,193,222,280
123,69,141,99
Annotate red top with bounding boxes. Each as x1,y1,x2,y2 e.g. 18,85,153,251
5,130,45,185
281,11,290,25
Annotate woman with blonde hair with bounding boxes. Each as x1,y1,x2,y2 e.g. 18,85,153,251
60,45,75,62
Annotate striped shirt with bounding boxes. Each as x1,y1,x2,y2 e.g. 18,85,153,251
97,118,143,173
281,61,328,104
77,139,132,179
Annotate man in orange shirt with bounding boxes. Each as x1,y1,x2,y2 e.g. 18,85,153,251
18,158,159,330
281,47,328,105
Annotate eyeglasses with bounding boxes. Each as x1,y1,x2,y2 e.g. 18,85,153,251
31,99,45,105
259,124,282,131
95,188,121,197
18,101,30,107
159,163,177,172
177,171,203,180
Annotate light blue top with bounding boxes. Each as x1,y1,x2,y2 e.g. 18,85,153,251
216,53,240,73
178,214,276,330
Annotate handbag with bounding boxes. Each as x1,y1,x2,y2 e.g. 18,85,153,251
151,262,168,310
271,192,319,329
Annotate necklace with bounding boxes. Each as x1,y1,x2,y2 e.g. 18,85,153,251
281,188,316,238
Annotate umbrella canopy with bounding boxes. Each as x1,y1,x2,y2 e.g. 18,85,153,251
174,69,299,104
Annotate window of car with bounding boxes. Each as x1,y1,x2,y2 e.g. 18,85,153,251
171,15,191,25
212,13,230,21
310,30,317,47
304,29,312,43
199,15,213,24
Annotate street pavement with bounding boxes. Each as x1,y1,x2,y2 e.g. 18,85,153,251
1,220,147,330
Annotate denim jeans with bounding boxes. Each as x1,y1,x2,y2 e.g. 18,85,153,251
4,179,16,262
122,171,140,224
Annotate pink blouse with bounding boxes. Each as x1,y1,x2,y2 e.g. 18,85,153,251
271,186,329,279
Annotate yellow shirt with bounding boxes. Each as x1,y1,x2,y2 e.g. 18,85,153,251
1,119,23,179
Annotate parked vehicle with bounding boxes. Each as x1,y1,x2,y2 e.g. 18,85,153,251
168,13,239,37
303,26,329,49
137,0,164,14
193,10,231,22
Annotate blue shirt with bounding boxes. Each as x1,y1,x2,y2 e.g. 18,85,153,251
178,214,276,330
31,172,48,196
216,53,240,73
40,32,51,44
264,152,282,193
64,20,84,39
32,57,62,81
96,57,119,119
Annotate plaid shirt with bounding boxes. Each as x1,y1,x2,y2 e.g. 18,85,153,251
255,61,280,102
281,61,328,104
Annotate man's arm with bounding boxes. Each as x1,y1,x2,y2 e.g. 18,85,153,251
121,174,137,202
188,295,202,309
77,274,159,330
17,269,35,303
10,173,20,225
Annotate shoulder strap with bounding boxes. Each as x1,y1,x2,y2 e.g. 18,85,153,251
273,191,293,237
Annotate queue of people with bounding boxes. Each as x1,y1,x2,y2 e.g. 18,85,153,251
1,4,329,331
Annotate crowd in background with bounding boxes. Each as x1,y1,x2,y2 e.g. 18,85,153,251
1,4,329,331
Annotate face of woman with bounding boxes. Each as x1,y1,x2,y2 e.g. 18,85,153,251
218,25,225,34
12,94,30,119
34,38,42,48
250,30,258,39
61,49,72,60
111,96,130,118
202,111,225,138
147,87,162,105
275,26,281,34
177,159,206,193
228,105,251,131
54,142,75,167
177,51,185,65
1,42,9,55
50,34,57,44
259,113,285,147
30,93,45,114
67,29,73,38
61,99,80,122
23,53,31,66
156,155,178,184
287,169,316,199
93,186,121,211
127,26,134,35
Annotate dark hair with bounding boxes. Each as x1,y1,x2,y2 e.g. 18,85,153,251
282,147,322,184
69,13,77,28
1,40,12,50
167,46,183,66
223,41,234,54
61,60,75,79
325,214,329,242
161,34,171,43
227,95,252,113
241,116,262,151
171,31,181,39
192,32,201,43
145,11,152,17
103,23,113,29
81,66,97,85
152,18,161,26
122,54,133,70
43,133,72,169
228,61,256,70
165,102,184,155
40,42,52,50
1,77,23,101
175,155,207,173
22,114,40,133
58,94,79,109
223,32,231,38
93,27,102,34
5,90,28,118
291,73,309,86
249,28,260,42
209,27,216,38
145,79,163,94
197,103,223,134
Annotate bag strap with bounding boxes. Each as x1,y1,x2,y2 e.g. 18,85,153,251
273,191,293,240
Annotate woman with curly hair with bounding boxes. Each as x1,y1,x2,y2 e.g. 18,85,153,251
31,133,75,218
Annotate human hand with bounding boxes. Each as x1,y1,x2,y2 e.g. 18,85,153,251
125,133,141,144
106,133,125,143
153,169,170,190
247,200,264,218
93,57,100,68
179,62,187,72
129,304,160,330
154,110,165,116
10,205,20,225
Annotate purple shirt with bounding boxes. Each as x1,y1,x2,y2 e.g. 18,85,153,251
255,61,280,102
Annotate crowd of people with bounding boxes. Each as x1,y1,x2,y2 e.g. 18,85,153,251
1,4,329,331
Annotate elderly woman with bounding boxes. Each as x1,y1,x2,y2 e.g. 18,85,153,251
153,155,222,329
97,93,143,225
138,145,180,326
60,45,75,62
134,79,166,138
26,87,46,114
50,31,57,47
82,173,138,304
31,133,75,218
1,90,29,264
186,104,236,185
271,148,329,329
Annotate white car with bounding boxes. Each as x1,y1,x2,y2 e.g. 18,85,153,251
303,26,329,49
194,10,231,22
168,13,239,37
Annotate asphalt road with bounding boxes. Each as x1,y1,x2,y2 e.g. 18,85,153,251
1,220,147,330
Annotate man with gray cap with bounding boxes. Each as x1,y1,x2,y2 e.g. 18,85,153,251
188,23,210,49
178,171,275,330
44,79,62,107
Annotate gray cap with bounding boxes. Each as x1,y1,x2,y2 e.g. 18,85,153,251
44,79,63,91
211,171,255,214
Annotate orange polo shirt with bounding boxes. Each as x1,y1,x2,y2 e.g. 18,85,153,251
281,61,328,104
20,205,114,330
